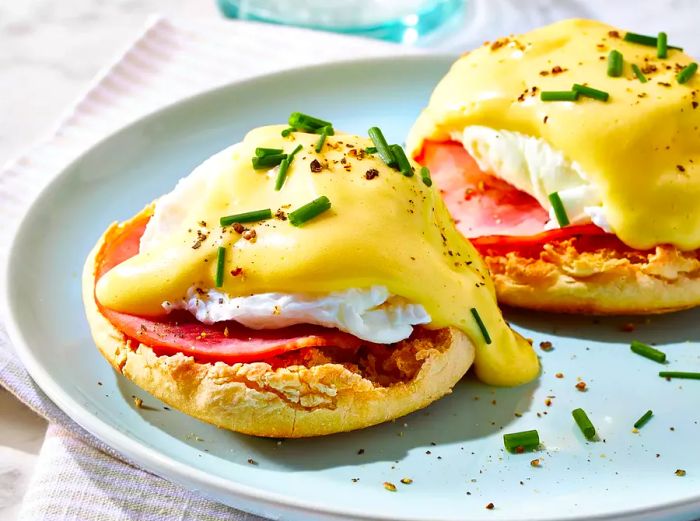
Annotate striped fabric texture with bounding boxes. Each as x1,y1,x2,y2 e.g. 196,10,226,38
0,16,404,520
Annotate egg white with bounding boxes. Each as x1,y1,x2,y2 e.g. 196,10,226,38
452,126,613,233
164,286,431,344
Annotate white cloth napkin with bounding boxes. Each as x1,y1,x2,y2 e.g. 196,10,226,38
0,16,408,520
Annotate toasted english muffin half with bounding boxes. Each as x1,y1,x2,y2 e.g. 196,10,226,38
481,238,700,315
83,209,476,437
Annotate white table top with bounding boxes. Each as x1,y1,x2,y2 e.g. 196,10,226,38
1,3,218,518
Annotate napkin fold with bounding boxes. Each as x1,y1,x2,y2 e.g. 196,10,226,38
0,16,407,520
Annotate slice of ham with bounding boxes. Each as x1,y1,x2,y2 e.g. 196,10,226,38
417,140,633,255
95,213,365,364
418,140,549,238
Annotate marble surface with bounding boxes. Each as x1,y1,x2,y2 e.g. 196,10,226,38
2,1,699,520
1,2,218,518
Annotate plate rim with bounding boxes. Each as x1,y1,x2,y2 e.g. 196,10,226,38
3,54,700,521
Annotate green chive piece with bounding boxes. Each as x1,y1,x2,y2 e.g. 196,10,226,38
281,127,295,137
315,128,328,153
288,143,303,160
252,153,287,170
548,192,570,226
288,112,332,132
630,340,666,363
365,146,377,154
607,50,623,77
314,125,334,136
275,159,290,191
255,147,283,157
657,32,668,59
275,145,302,192
572,408,596,440
659,371,700,380
390,144,413,177
573,83,610,101
420,166,432,187
470,307,491,344
677,62,698,84
634,410,654,429
274,144,303,191
288,196,331,227
215,246,226,288
631,64,648,83
503,430,540,453
220,208,272,226
624,32,659,47
624,32,683,51
540,90,579,102
368,127,397,167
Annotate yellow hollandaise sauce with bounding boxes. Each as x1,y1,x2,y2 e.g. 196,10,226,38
95,124,538,386
407,19,700,251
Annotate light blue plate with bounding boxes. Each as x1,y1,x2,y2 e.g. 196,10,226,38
4,56,700,521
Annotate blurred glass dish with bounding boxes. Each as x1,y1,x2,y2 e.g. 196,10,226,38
217,0,465,43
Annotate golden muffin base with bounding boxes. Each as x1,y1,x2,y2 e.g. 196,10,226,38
82,220,476,438
482,239,700,315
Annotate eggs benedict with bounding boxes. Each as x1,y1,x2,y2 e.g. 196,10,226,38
83,115,538,437
408,19,700,314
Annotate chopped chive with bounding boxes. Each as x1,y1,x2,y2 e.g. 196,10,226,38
634,410,654,429
275,144,304,190
390,144,413,176
255,147,283,157
215,246,226,287
548,192,570,226
288,143,303,161
624,31,683,51
314,125,334,136
368,127,397,167
630,340,666,363
220,208,272,226
572,408,596,440
573,83,610,101
659,371,700,380
657,32,668,59
470,307,491,344
540,90,579,102
315,128,329,153
631,64,648,83
288,112,332,132
288,196,331,227
281,127,295,137
420,166,432,187
275,159,290,191
503,430,540,453
252,153,287,170
365,146,377,154
607,50,623,77
677,62,698,84
624,32,659,47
